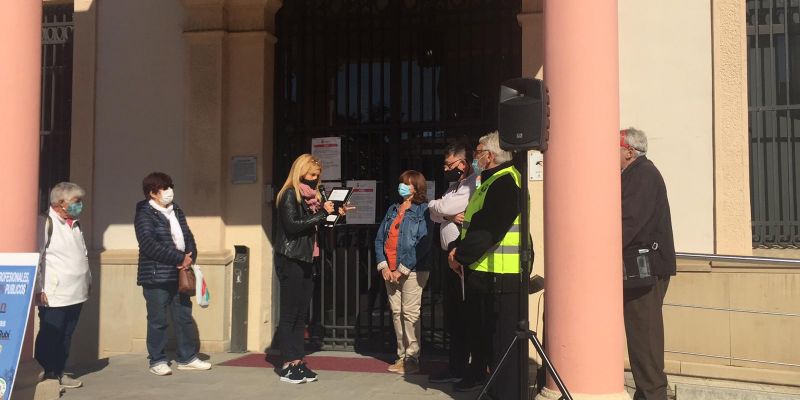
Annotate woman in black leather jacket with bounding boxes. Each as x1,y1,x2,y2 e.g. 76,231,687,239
274,154,343,384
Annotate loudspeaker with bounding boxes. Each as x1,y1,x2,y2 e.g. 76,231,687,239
498,78,549,152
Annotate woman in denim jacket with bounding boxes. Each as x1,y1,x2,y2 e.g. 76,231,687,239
374,170,433,375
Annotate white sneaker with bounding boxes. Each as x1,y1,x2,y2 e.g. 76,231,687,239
149,364,172,376
177,359,212,371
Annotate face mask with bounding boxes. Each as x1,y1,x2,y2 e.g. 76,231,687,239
160,188,174,206
66,201,83,217
443,166,464,182
300,178,318,189
472,158,483,175
398,183,412,198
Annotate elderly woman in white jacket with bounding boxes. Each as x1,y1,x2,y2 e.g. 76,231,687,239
34,182,92,390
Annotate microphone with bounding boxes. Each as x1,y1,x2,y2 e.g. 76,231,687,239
319,184,328,202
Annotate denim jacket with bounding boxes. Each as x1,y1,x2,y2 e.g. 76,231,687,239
374,202,433,274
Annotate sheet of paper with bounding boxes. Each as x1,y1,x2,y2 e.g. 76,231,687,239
460,269,465,301
328,189,350,202
529,150,543,181
312,137,342,181
320,182,341,200
345,180,376,224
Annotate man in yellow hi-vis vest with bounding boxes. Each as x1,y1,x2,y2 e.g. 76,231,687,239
447,131,522,398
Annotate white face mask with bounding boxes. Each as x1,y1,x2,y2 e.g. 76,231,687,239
160,188,174,206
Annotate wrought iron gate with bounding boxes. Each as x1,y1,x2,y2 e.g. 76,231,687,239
747,0,800,247
40,5,74,212
274,0,521,353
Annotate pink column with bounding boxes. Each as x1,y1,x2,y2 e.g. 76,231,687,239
539,0,627,399
0,1,43,369
0,1,42,253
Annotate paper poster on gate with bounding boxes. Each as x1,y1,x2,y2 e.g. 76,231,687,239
311,137,342,181
426,181,436,203
345,180,376,224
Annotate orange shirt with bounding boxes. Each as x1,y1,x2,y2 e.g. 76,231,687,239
384,202,411,271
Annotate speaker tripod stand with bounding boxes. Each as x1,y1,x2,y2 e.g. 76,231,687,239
475,151,572,400
477,323,572,400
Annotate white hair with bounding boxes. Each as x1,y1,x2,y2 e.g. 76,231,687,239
478,131,513,164
50,182,85,205
622,127,648,157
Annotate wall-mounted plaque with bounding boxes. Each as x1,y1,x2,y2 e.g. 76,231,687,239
231,156,258,184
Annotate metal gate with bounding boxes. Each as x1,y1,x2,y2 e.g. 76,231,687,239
747,0,800,247
40,5,74,212
274,0,521,353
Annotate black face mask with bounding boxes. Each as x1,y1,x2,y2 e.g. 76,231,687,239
443,167,464,182
300,178,318,189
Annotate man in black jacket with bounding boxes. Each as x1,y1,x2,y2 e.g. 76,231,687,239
620,127,676,400
448,132,521,397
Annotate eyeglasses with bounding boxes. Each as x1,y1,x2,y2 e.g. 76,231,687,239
619,131,643,153
443,159,464,170
620,143,643,153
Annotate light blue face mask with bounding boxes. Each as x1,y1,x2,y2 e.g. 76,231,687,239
398,183,412,198
66,201,83,217
472,159,483,175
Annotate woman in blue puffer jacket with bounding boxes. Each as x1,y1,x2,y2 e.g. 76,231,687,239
134,172,210,376
374,170,433,376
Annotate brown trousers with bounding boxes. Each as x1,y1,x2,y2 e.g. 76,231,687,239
624,277,670,400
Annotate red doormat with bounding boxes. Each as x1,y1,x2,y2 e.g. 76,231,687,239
219,353,445,374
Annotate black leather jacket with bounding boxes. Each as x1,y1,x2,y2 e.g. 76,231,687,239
275,187,328,263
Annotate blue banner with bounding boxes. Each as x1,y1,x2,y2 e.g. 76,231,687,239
0,254,38,400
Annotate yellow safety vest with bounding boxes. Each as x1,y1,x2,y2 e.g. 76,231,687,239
459,165,521,274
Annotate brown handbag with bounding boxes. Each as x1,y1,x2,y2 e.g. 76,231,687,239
178,267,196,296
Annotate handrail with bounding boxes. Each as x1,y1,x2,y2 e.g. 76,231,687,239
676,252,800,266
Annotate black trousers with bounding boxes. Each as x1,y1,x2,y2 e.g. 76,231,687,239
624,277,670,400
465,269,520,399
275,253,315,363
35,303,83,376
442,262,469,375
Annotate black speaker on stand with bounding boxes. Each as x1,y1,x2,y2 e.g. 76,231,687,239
498,78,549,151
476,78,571,400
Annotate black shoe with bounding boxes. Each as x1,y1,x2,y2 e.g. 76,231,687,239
298,362,318,382
279,365,306,384
453,375,485,392
429,369,462,384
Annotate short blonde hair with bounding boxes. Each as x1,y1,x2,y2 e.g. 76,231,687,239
50,182,85,205
277,154,322,203
478,131,512,164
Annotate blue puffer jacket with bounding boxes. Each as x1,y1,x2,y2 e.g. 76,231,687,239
374,202,433,272
134,200,197,286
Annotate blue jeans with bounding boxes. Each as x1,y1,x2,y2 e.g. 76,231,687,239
142,284,198,366
35,303,83,376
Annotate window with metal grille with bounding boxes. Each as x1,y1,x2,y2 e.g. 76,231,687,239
747,0,800,248
40,4,74,212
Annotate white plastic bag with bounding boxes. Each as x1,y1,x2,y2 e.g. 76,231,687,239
192,265,210,308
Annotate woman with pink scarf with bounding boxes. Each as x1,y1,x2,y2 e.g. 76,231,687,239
274,154,344,384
